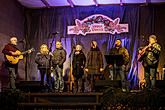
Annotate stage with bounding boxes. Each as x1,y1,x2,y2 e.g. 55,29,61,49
0,87,165,110
17,92,103,110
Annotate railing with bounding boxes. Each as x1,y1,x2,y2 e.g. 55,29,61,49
17,92,103,110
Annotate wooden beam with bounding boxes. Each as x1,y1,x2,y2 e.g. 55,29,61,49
120,0,123,6
93,0,98,6
41,0,50,8
67,0,74,7
146,0,151,5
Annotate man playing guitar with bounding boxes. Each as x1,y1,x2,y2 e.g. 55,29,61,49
2,36,32,91
138,35,161,90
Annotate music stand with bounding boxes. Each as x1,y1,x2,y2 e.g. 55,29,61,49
104,54,124,80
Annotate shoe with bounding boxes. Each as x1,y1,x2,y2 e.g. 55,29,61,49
48,89,53,93
147,88,152,91
54,90,58,93
41,89,45,93
59,90,63,93
122,88,126,92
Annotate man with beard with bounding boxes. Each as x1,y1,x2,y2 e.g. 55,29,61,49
109,39,129,92
2,36,32,91
138,35,161,90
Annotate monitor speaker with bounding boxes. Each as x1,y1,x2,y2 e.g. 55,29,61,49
156,80,165,89
94,80,122,92
16,81,41,92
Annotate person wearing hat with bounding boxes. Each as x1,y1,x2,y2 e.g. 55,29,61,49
85,41,104,92
138,35,161,90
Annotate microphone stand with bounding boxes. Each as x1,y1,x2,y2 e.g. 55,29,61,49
137,35,146,87
68,47,75,92
19,39,28,80
49,32,59,52
49,33,57,74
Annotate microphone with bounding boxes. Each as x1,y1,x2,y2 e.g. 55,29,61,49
18,38,26,44
141,35,146,41
18,40,25,43
52,32,59,35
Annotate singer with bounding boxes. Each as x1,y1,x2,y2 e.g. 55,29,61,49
2,36,32,92
35,44,53,92
138,35,161,90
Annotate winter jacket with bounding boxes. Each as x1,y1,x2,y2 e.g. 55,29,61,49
141,42,161,67
109,46,129,65
85,47,103,70
72,50,86,77
52,47,66,68
35,52,52,69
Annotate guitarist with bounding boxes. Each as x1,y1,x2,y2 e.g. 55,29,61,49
138,35,161,90
2,36,32,91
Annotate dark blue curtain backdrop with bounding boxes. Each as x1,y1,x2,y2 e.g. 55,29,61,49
24,5,155,88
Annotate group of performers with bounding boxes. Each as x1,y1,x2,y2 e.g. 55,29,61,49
2,34,161,93
35,41,66,92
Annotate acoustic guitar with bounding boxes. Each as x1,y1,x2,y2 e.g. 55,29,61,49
138,44,152,62
6,48,35,64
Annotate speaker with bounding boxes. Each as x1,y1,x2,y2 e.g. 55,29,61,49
156,80,165,89
95,80,122,92
16,81,41,92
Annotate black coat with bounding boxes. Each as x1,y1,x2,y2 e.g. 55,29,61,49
35,52,52,69
85,47,104,74
72,50,86,77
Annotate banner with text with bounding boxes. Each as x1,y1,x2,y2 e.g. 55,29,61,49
68,14,128,36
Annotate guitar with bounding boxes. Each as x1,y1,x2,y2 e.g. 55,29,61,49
6,48,35,64
138,44,152,62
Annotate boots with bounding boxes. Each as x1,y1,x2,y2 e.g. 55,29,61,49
84,80,92,92
73,81,78,93
78,79,83,92
73,79,84,93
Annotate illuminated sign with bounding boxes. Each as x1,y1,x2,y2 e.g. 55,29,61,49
68,14,128,36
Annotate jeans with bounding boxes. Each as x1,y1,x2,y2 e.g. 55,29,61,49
8,67,17,90
52,65,64,92
39,68,52,90
109,65,126,89
144,67,156,89
73,78,84,93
